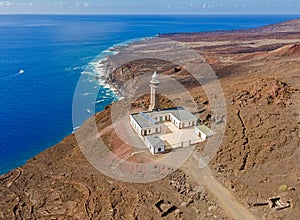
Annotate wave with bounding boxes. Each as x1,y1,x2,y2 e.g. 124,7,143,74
81,71,92,75
80,39,150,101
72,126,80,133
102,49,119,55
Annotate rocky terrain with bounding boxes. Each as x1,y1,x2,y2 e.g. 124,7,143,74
1,18,300,219
161,21,300,219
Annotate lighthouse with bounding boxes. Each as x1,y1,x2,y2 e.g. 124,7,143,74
149,71,160,111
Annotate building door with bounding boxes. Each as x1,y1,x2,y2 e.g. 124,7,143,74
160,116,163,122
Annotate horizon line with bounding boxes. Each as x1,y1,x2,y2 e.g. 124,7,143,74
1,12,300,16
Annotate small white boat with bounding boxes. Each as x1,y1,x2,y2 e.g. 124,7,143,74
18,69,25,74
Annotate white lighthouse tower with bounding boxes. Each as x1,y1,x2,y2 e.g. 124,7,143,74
149,71,160,111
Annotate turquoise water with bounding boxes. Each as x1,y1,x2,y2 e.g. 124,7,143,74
0,14,299,174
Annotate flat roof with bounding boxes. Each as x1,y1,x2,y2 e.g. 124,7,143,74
149,107,197,122
195,125,214,136
169,108,197,122
131,107,197,129
131,113,160,129
145,135,165,148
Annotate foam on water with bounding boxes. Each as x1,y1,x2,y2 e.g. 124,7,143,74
1,14,300,175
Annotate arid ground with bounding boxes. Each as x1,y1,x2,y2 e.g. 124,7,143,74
1,18,300,220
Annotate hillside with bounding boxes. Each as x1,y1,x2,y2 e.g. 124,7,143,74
1,18,300,220
258,18,300,33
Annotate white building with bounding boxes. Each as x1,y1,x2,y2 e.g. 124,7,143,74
166,109,197,129
194,125,214,140
145,136,165,154
130,107,198,136
130,112,161,137
129,72,212,155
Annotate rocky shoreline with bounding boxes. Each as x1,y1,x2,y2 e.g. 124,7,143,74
1,18,300,219
93,37,158,98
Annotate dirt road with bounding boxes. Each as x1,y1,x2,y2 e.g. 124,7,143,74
182,154,258,220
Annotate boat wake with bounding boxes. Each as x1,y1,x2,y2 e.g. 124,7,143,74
0,69,25,80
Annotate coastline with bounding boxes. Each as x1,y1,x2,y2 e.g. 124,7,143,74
1,15,296,177
91,36,156,99
1,16,300,219
71,37,155,134
3,14,300,176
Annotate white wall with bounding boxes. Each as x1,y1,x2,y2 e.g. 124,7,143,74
169,114,197,129
161,114,170,122
200,131,207,140
130,115,161,136
130,115,141,135
182,119,197,128
176,143,182,148
145,139,155,154
190,139,202,145
170,115,181,128
194,127,207,140
154,146,165,154
141,126,160,136
145,137,165,154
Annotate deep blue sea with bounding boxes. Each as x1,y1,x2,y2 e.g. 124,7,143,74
0,14,299,174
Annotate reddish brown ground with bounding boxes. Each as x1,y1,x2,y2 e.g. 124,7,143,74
1,18,300,220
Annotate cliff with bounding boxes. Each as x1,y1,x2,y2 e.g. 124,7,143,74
1,18,300,220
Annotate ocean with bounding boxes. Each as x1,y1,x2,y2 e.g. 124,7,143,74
0,14,299,175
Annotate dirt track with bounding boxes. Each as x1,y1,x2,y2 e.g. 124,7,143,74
183,154,258,220
1,18,300,220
